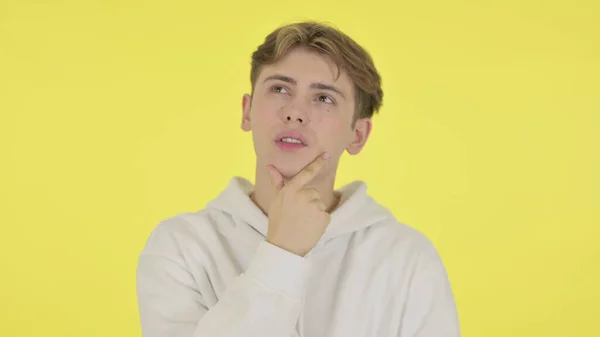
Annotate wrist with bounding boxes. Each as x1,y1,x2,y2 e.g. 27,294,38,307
245,240,311,298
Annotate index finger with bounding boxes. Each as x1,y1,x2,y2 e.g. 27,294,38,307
285,152,330,192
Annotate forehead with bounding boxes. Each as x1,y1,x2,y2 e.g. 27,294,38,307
258,48,354,94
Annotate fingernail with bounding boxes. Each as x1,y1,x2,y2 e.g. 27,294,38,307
322,152,331,159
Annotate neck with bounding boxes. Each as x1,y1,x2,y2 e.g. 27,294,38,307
250,163,341,216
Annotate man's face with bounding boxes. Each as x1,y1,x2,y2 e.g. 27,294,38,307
241,47,372,180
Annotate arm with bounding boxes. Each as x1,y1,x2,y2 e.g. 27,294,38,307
136,226,309,337
399,243,461,337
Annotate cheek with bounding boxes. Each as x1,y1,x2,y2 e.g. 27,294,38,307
318,119,351,148
251,101,280,127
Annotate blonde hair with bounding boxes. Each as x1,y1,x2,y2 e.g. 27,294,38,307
250,21,383,122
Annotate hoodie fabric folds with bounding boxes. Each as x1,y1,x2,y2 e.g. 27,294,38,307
136,177,460,337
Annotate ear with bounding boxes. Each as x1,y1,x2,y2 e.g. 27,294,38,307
346,118,372,155
241,94,252,132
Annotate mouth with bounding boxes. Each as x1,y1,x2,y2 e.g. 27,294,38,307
275,131,308,145
275,131,308,151
277,137,306,145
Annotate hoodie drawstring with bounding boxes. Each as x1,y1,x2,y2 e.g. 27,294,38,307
297,252,311,337
298,290,306,337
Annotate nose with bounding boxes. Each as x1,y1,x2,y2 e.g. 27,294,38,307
286,115,304,123
280,101,309,124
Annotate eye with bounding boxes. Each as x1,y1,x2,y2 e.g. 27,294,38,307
270,85,289,94
317,95,335,104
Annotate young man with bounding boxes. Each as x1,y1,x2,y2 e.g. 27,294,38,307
136,21,460,337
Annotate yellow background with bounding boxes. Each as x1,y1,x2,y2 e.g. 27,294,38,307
1,0,598,336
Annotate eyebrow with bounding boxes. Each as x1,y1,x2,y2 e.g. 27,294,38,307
263,74,346,99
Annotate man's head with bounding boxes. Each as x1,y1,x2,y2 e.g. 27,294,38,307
241,21,383,180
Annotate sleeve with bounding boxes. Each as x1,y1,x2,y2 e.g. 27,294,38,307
136,223,310,337
398,241,461,337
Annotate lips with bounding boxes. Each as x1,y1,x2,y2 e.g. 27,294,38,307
275,130,308,146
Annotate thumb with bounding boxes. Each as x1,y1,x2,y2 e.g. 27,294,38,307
266,164,284,191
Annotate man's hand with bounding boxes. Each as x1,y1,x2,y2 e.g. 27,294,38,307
265,152,332,257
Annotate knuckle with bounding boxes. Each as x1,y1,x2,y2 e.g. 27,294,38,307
304,167,315,177
307,189,320,199
312,199,326,211
296,190,310,202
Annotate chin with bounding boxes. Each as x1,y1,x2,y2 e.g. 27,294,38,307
262,151,313,177
271,158,306,178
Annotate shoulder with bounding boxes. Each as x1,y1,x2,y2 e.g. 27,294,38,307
394,222,440,258
138,208,225,258
386,221,451,286
366,215,439,256
364,216,447,277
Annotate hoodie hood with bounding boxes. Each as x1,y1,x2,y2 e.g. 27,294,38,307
206,176,396,245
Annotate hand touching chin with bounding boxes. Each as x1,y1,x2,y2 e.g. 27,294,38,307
270,163,303,181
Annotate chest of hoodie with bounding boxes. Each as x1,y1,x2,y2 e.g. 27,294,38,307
180,213,420,331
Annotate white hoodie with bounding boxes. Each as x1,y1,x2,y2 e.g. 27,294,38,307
136,177,460,337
